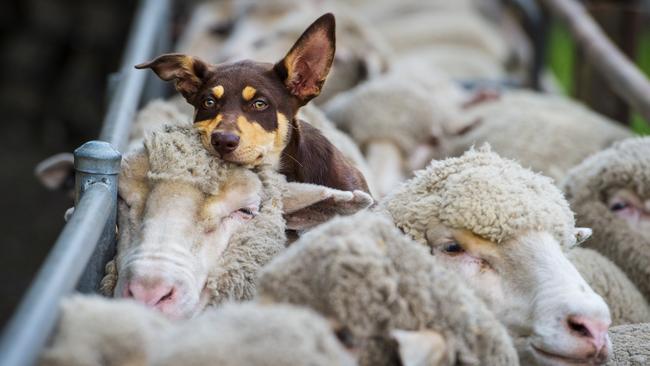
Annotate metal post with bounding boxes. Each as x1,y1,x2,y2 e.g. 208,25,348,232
0,185,115,366
74,141,121,293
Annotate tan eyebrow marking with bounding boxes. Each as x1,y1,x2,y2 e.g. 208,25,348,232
242,86,256,101
212,85,224,99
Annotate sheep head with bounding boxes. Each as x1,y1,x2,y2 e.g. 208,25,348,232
563,137,650,302
381,146,612,365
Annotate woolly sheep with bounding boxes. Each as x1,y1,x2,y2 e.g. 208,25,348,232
381,146,612,365
101,125,372,318
567,247,650,326
444,90,633,182
376,11,509,66
562,137,650,302
323,63,467,197
258,211,519,366
343,0,479,24
40,295,355,366
396,45,507,80
606,323,650,366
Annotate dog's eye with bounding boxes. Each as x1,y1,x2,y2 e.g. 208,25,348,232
252,99,268,110
202,98,216,109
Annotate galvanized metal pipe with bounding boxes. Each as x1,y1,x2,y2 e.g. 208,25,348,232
74,141,121,293
0,183,114,366
99,0,171,152
0,0,171,363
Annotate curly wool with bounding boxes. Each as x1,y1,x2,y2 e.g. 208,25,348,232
205,167,286,306
606,323,650,366
257,211,519,366
566,248,650,326
382,145,576,247
144,125,235,195
562,137,650,301
101,126,286,305
40,296,354,366
445,90,632,182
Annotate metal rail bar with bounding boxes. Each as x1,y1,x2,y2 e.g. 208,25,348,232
540,0,650,123
0,0,171,364
100,0,171,152
0,184,114,366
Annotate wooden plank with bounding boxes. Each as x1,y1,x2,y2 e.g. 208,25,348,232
540,0,650,123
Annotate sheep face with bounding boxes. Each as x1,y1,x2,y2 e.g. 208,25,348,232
425,225,611,365
605,188,650,237
115,154,266,319
383,147,613,365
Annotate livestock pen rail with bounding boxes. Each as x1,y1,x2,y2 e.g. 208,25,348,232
0,0,171,365
0,0,649,365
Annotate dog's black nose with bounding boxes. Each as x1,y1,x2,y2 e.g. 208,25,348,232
211,131,240,155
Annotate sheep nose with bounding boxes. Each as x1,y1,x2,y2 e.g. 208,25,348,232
125,278,176,308
566,315,610,360
211,131,240,155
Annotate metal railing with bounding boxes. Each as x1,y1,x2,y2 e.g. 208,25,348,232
0,0,171,365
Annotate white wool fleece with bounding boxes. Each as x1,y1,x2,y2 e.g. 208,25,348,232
382,145,577,247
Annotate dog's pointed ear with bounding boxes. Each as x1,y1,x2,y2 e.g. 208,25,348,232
274,13,335,105
135,53,211,100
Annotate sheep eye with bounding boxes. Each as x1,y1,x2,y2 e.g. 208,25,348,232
610,201,630,211
202,98,216,109
237,207,257,219
252,99,268,110
333,326,356,349
442,242,464,255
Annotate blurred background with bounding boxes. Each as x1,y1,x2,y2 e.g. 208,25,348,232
0,0,648,327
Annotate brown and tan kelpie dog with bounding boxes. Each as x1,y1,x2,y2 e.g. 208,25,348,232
136,13,369,194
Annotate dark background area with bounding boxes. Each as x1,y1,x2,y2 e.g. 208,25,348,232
0,0,137,326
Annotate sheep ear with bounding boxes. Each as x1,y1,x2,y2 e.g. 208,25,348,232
274,13,335,104
118,146,150,207
391,330,447,366
135,53,211,100
573,227,593,247
34,152,75,191
281,182,373,230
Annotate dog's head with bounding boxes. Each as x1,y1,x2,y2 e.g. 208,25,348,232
136,13,335,167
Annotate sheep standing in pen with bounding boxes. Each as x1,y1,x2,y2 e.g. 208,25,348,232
323,63,467,197
444,90,633,182
258,211,519,366
40,295,355,366
100,124,371,319
563,137,650,302
380,146,612,365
